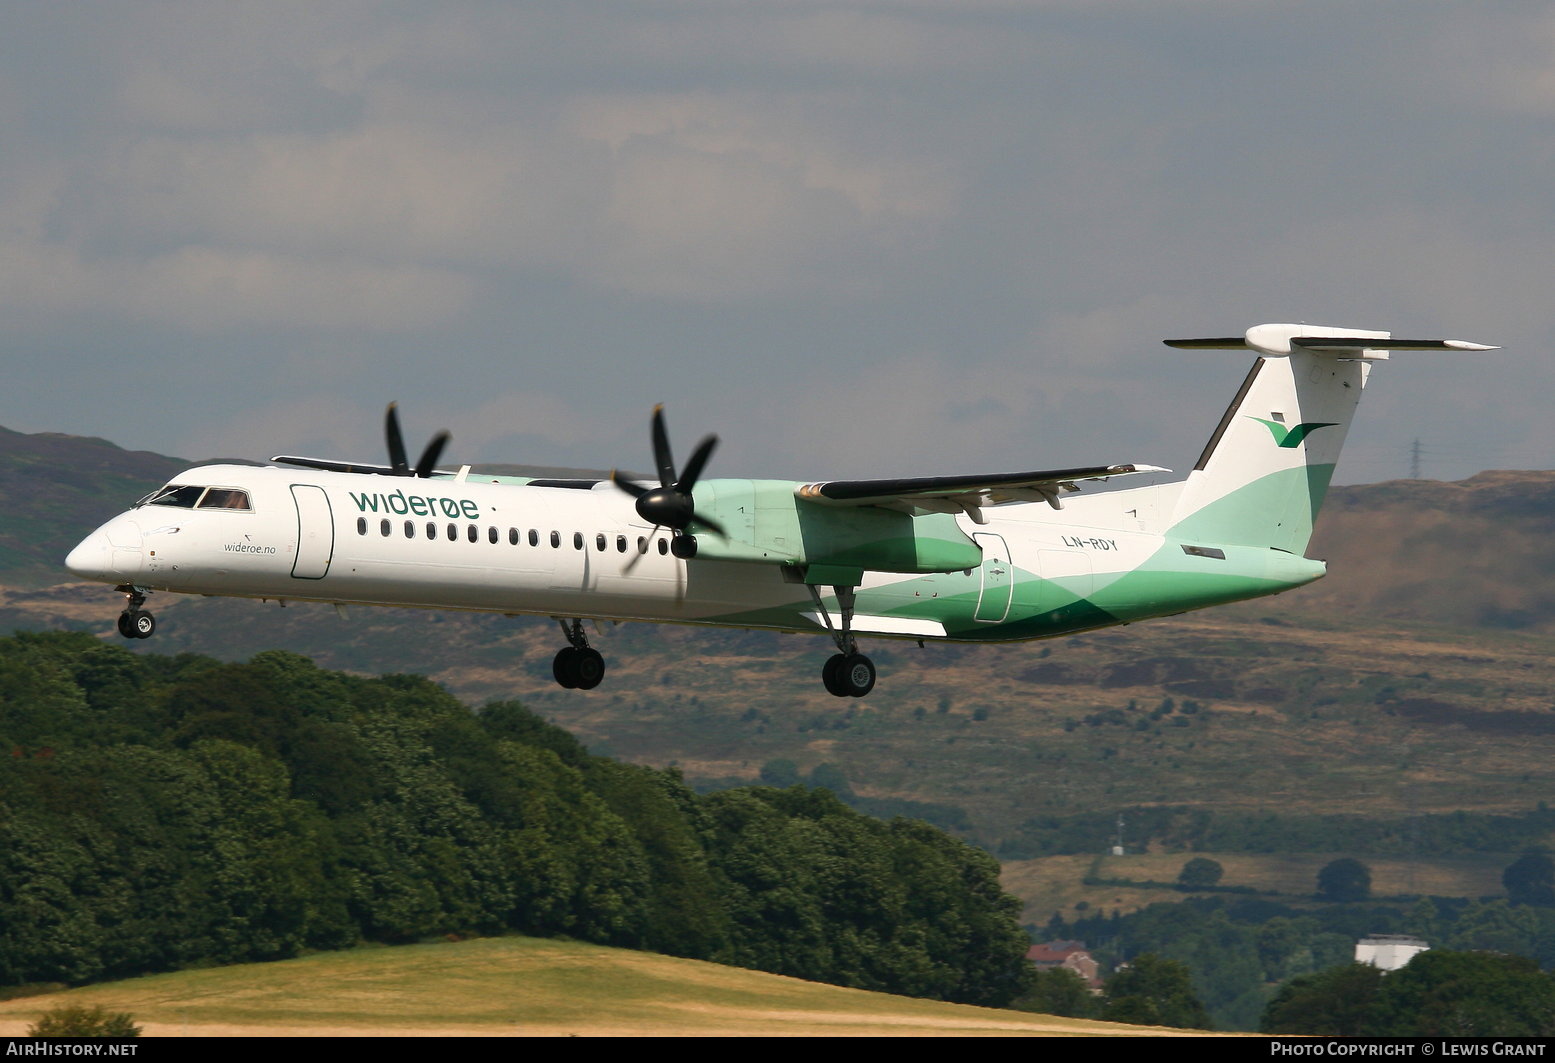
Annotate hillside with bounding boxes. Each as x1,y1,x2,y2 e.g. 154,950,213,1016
1300,472,1555,630
0,426,188,586
9,425,1555,856
14,421,1555,624
11,579,1555,854
0,936,1185,1037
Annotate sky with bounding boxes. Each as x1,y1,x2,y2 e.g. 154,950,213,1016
2,1,1551,486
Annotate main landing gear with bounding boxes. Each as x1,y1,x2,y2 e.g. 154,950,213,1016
114,586,156,640
808,584,876,698
552,618,605,690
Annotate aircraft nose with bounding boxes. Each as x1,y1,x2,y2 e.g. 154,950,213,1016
65,530,113,581
65,517,142,582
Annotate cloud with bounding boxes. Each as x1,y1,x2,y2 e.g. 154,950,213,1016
0,239,473,332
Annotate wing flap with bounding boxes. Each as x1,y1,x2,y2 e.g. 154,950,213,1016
801,611,948,638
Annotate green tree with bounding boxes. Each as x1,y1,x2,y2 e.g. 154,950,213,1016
807,762,853,797
1504,850,1555,906
1176,857,1224,890
1011,967,1097,1018
1262,962,1385,1035
28,1005,141,1038
757,758,800,787
1264,952,1555,1037
1316,858,1371,902
1379,951,1555,1037
1101,953,1212,1029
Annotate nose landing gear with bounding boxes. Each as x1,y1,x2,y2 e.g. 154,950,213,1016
114,586,155,640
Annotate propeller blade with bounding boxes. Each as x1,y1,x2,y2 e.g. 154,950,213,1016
677,434,718,493
650,405,676,488
610,470,649,499
689,512,727,538
619,405,723,541
622,528,659,575
386,403,410,476
415,431,451,479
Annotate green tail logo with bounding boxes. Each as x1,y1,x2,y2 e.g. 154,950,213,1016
1249,417,1339,448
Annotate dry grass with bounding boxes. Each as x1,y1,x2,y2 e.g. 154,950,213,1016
1004,850,1510,923
0,937,1233,1038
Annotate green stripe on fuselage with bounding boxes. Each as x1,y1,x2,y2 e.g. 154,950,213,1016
1167,464,1337,555
701,537,1324,644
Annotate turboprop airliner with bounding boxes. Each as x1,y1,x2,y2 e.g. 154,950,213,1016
65,323,1494,697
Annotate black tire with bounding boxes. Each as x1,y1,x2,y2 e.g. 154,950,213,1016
574,648,606,690
821,653,849,697
840,653,875,697
116,612,136,639
552,647,580,689
131,610,156,639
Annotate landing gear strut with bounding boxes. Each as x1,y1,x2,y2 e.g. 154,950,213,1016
552,618,605,690
115,586,155,640
808,584,876,697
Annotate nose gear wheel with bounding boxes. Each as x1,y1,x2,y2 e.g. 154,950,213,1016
114,587,155,640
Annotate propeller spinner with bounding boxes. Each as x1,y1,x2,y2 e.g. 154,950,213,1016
612,406,726,551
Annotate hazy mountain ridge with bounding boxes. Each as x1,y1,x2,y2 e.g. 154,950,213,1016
1297,471,1555,630
0,425,190,585
8,425,1555,854
12,422,1555,627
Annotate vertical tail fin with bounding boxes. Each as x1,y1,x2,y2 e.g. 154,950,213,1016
1165,324,1495,555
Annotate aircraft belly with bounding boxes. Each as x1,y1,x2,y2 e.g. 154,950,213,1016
202,542,813,626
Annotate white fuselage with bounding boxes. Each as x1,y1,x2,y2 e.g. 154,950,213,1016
66,463,1200,643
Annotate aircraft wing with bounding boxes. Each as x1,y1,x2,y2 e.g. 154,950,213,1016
795,463,1167,522
271,455,400,475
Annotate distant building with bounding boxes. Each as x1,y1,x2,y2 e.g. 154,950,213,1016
1026,941,1101,989
1355,934,1429,971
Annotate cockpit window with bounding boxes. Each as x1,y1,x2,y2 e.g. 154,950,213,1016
198,488,252,511
136,484,253,511
140,484,204,509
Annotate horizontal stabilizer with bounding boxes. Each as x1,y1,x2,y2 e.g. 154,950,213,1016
1289,337,1496,352
1163,337,1249,349
1166,323,1497,358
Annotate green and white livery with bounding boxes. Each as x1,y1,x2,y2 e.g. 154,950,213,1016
66,323,1495,697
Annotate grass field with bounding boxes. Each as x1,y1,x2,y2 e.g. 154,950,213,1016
1004,851,1510,923
0,936,1229,1037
